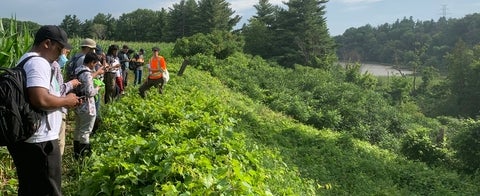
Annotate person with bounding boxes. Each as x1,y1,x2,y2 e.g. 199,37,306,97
139,47,168,98
57,48,70,68
73,52,104,160
131,48,145,86
104,44,122,103
92,45,106,134
52,60,81,156
6,25,80,196
69,38,97,74
118,45,130,87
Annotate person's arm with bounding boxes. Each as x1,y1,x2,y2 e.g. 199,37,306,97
83,73,99,97
160,57,167,72
28,87,79,110
60,79,80,96
91,65,105,78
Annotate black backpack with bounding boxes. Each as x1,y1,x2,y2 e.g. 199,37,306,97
0,56,47,146
65,54,83,81
71,69,91,97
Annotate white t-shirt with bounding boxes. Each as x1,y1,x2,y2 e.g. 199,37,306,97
21,52,62,143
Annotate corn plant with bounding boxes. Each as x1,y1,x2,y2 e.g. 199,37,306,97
0,18,33,68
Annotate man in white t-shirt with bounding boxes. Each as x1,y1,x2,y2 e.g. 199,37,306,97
6,25,80,196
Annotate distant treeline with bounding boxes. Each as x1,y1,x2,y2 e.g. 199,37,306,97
2,0,335,69
334,13,480,71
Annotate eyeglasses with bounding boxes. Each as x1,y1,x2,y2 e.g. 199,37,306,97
50,40,63,54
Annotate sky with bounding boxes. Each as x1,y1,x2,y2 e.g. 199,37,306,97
1,0,479,36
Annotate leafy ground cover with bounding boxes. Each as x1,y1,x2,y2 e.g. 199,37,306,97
62,56,479,195
2,39,480,195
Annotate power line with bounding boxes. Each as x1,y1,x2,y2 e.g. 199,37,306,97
440,4,450,18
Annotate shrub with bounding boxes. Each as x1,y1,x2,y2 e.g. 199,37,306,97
401,127,448,166
172,30,244,60
451,119,480,173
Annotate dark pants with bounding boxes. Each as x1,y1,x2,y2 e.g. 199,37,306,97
134,68,143,86
139,77,165,98
7,140,62,196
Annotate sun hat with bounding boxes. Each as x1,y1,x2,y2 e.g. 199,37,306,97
80,38,96,49
34,25,72,49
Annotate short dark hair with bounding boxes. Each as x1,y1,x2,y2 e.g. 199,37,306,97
84,52,99,64
107,44,119,55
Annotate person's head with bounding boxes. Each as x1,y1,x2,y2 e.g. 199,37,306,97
61,48,70,56
84,51,99,68
122,45,129,52
139,48,144,54
80,38,97,53
95,45,103,55
152,47,159,55
107,44,119,56
95,45,105,61
32,25,72,63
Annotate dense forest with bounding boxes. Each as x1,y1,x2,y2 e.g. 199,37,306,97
334,13,480,118
335,14,480,71
2,0,480,194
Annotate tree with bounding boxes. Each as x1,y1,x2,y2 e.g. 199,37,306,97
59,15,82,38
197,0,241,33
445,39,477,116
80,19,95,38
252,0,277,26
242,0,279,58
273,0,335,68
115,9,166,42
172,30,244,60
166,0,200,42
92,13,116,40
409,41,428,93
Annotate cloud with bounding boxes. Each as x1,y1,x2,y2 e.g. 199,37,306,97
228,0,284,13
339,0,383,5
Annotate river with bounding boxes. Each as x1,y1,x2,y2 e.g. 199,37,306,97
340,62,413,76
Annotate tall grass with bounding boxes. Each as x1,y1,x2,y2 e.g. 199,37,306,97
0,18,33,68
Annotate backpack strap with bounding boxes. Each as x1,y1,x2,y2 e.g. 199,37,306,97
16,55,38,68
75,69,91,83
76,69,91,77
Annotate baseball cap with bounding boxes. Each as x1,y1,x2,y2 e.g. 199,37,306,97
80,38,96,49
95,45,103,55
34,25,72,49
152,47,159,51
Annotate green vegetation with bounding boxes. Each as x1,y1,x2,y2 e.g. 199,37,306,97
0,19,33,68
334,14,480,71
2,0,480,194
